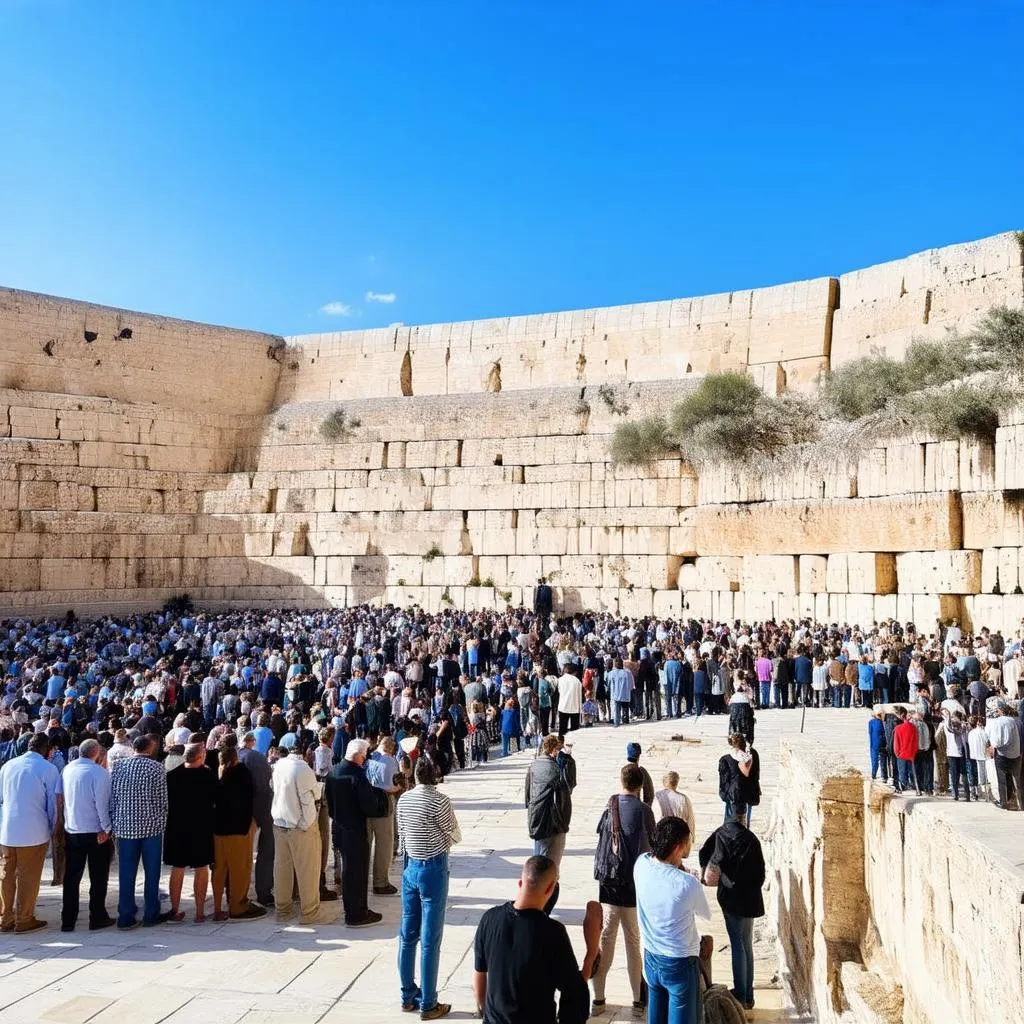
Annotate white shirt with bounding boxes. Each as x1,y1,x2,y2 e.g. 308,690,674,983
654,789,696,842
634,853,710,958
271,754,320,831
557,673,582,714
967,726,989,760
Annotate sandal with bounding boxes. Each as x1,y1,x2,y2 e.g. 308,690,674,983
213,911,229,922
194,915,206,924
168,911,186,923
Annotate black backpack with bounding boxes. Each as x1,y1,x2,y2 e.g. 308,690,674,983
594,795,629,883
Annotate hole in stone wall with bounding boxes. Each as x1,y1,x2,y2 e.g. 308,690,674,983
493,454,503,466
117,327,133,340
83,330,98,343
922,289,932,325
400,350,413,396
486,361,502,393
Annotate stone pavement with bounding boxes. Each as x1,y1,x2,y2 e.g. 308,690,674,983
0,707,921,1024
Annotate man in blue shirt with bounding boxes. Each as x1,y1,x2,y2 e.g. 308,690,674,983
60,738,113,931
0,733,61,933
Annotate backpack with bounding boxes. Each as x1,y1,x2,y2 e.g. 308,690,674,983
702,984,747,1024
593,795,629,883
698,952,746,1024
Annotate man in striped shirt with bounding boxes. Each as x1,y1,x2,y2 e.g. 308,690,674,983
395,757,462,1021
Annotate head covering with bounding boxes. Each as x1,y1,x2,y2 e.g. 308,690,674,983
626,742,641,762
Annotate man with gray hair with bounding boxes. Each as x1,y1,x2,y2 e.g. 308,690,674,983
326,737,388,926
60,738,113,931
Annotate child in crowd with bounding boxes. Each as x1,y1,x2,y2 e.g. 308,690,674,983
967,715,989,801
581,688,598,727
470,700,489,766
500,698,522,757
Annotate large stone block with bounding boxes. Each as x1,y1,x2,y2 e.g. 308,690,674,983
798,555,828,593
740,554,799,595
694,493,962,555
895,550,982,595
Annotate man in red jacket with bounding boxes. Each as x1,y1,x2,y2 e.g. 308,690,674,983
892,708,920,795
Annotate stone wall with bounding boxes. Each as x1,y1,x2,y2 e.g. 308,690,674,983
0,232,1022,620
769,739,1024,1024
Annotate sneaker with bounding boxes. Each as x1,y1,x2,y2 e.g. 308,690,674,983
421,1004,451,1021
373,884,398,895
117,920,141,931
346,910,383,927
142,912,172,927
631,1001,645,1018
319,887,340,902
15,918,47,934
89,917,116,931
230,904,268,921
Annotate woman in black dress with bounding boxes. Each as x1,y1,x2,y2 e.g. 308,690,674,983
164,740,216,922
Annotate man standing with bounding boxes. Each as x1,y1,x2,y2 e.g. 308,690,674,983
608,658,635,728
325,738,389,927
625,743,655,807
110,735,169,929
271,744,330,925
365,736,401,896
0,733,60,933
986,701,1023,810
633,817,711,1024
473,856,589,1024
698,810,766,1013
525,735,571,911
239,731,275,907
892,707,920,795
663,651,682,719
60,738,114,932
395,757,462,1021
534,577,553,621
591,764,656,1017
556,666,582,737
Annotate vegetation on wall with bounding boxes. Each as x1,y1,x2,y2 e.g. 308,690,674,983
319,407,361,441
611,306,1024,468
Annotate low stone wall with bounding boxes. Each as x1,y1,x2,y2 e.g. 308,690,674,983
769,738,1024,1023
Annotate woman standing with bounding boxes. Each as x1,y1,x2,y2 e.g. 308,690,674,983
212,738,264,921
164,740,216,923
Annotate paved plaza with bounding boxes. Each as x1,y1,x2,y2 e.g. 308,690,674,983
2,704,1015,1024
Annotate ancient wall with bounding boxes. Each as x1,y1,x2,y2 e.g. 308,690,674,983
0,233,1022,620
770,739,1024,1024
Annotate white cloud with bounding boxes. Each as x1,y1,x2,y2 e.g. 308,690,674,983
319,301,354,317
366,291,397,304
389,321,405,328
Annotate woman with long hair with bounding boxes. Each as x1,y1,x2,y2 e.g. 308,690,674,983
212,737,264,921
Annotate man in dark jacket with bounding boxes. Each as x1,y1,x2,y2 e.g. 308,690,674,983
325,738,389,926
698,813,766,1012
534,578,553,620
525,735,571,910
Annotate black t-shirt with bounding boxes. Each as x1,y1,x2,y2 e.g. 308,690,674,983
474,901,589,1024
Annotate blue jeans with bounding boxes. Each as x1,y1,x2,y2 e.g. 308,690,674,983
759,682,770,707
949,757,971,800
398,853,449,1012
870,747,888,781
693,693,705,716
614,701,631,727
116,834,162,926
896,758,916,793
644,950,700,1024
662,685,678,718
723,912,754,1007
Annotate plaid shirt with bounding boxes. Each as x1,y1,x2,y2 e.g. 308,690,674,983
110,755,168,839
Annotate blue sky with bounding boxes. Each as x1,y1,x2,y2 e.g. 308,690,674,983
1,1,1022,337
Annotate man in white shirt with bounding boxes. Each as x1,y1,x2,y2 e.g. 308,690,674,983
633,817,710,1024
271,746,332,925
556,667,583,737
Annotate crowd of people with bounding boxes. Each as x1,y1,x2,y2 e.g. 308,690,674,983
0,597,1022,1022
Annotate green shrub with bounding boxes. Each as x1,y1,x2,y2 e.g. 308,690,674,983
908,382,1009,441
319,408,352,441
423,543,442,562
611,415,672,466
670,372,762,435
468,575,481,587
482,576,495,588
971,306,1024,368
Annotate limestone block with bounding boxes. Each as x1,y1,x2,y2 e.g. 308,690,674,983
405,439,460,469
962,492,1024,549
602,555,680,590
895,550,982,595
619,587,654,618
652,589,682,619
682,590,711,620
694,493,962,555
669,524,697,557
856,448,887,498
746,276,838,365
505,556,544,588
998,548,1020,595
799,555,828,593
18,481,58,510
712,590,734,623
923,440,960,492
846,553,897,594
95,488,163,514
9,406,59,440
545,555,604,587
880,440,926,495
873,593,897,622
958,439,995,492
741,555,799,595
620,526,671,556
382,555,424,587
